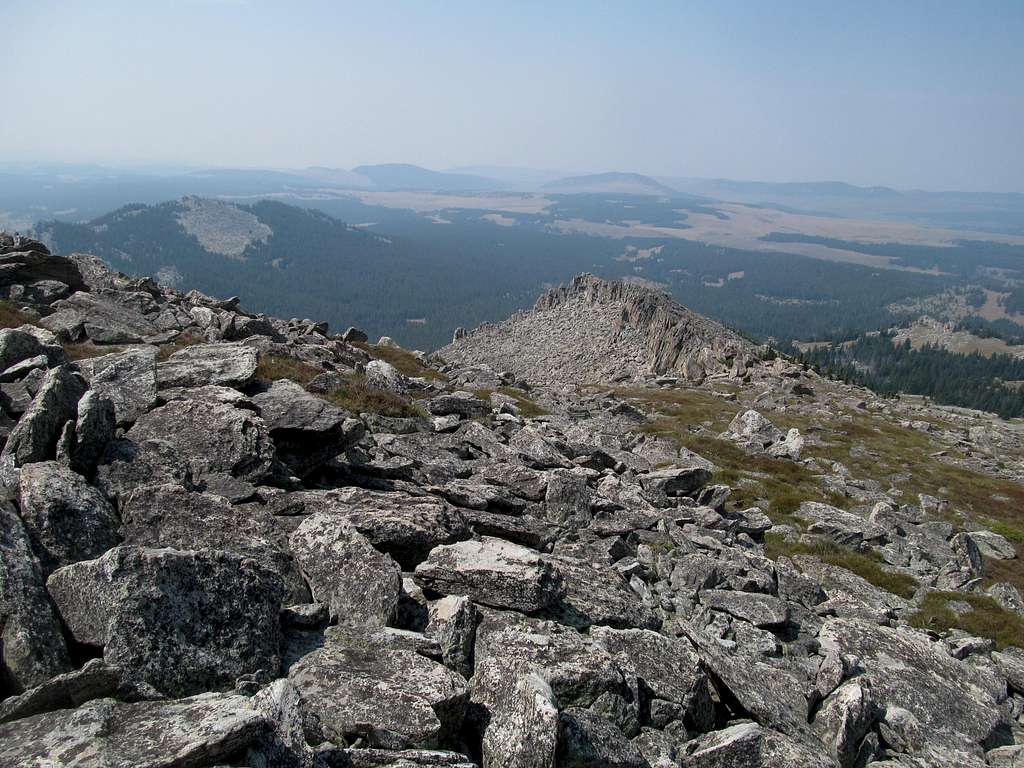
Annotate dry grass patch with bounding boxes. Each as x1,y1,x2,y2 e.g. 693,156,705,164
983,557,1024,599
909,590,1024,650
353,342,447,382
813,414,1024,541
255,355,321,386
325,373,423,418
0,300,36,329
615,384,1024,589
764,533,918,599
635,399,840,526
618,385,847,525
156,332,206,361
615,386,739,432
62,341,124,361
473,386,548,418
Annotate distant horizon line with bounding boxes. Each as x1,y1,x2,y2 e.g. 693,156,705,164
0,158,1020,197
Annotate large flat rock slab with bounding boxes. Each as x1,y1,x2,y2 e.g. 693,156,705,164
288,633,468,749
0,692,265,767
77,347,158,426
156,342,258,389
120,483,308,604
47,546,284,697
18,461,120,576
414,536,563,613
281,488,470,568
818,617,1010,765
96,398,276,500
289,512,401,626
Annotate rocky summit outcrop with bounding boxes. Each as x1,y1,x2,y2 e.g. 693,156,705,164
0,233,1023,767
441,273,759,384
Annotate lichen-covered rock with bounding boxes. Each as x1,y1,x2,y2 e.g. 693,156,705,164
251,378,365,477
61,389,116,475
792,556,909,620
639,466,713,497
288,634,468,749
40,290,159,343
818,617,1009,764
725,410,783,450
0,691,267,767
592,627,715,733
156,341,258,388
767,427,805,460
481,671,558,768
426,391,490,419
426,594,479,678
0,502,71,693
246,678,319,768
365,358,410,394
1,364,86,467
96,397,276,499
699,589,790,628
677,722,835,767
472,615,628,733
119,483,308,604
414,537,564,612
545,555,660,630
17,461,120,575
269,488,471,568
992,647,1024,695
812,680,876,768
557,708,648,768
544,467,593,525
964,529,1016,560
289,512,402,626
795,502,888,547
0,658,123,725
46,546,285,697
683,627,811,737
0,326,63,373
509,426,573,469
76,346,158,426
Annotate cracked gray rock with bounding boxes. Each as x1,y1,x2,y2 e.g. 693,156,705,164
96,397,276,500
251,378,365,478
76,346,158,426
0,501,71,693
47,545,284,697
414,537,564,613
1,364,86,467
289,512,402,626
818,617,1009,765
0,691,266,767
156,341,258,388
119,482,309,604
287,631,468,750
17,461,120,576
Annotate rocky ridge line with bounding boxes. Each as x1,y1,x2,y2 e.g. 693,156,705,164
443,273,758,385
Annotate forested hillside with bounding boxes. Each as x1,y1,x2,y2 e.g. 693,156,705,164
38,197,979,351
37,199,625,349
796,331,1024,417
762,232,1024,278
596,240,955,342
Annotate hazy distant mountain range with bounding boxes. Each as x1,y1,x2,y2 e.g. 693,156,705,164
3,161,1022,234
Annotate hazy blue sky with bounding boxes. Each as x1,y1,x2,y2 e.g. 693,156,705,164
3,0,1022,191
